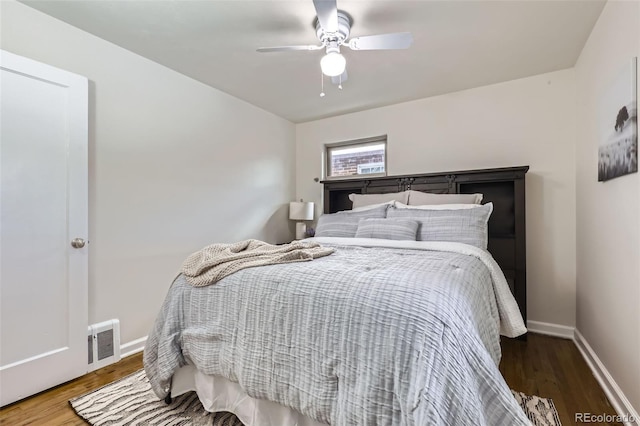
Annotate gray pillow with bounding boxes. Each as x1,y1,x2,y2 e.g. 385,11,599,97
387,203,493,249
315,204,389,238
407,190,483,205
355,218,419,241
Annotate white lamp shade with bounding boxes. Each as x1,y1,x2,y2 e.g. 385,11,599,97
289,201,314,221
320,52,346,77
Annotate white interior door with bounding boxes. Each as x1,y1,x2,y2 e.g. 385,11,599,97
0,49,88,406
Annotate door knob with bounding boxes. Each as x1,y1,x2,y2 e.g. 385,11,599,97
71,238,86,249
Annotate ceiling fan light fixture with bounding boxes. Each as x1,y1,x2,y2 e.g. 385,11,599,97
320,52,346,77
257,1,412,87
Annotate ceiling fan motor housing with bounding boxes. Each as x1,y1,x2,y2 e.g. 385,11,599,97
315,11,351,45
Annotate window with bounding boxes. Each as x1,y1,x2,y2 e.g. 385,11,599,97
357,162,385,174
326,136,387,178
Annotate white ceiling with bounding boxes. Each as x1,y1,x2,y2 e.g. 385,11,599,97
22,0,605,123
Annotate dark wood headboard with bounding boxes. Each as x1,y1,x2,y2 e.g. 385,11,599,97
321,165,529,328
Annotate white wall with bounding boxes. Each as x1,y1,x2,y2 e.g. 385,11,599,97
296,69,577,328
575,0,640,416
6,4,637,413
1,1,296,345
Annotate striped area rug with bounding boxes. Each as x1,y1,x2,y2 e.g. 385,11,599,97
70,370,561,426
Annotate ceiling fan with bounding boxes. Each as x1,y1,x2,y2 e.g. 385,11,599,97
257,0,413,85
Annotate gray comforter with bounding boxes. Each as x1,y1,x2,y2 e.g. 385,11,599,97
144,238,530,425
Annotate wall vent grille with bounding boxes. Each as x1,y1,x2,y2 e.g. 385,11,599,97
87,319,120,371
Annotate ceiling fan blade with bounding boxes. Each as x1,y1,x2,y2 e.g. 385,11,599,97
331,69,348,85
256,45,323,53
348,32,413,50
313,0,338,33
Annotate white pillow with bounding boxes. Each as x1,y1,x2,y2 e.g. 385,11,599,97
348,191,409,209
407,190,483,205
350,200,396,212
395,202,482,210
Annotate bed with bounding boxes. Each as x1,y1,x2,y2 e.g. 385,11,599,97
144,166,530,425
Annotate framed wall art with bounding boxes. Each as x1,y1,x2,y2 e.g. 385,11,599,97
598,57,637,182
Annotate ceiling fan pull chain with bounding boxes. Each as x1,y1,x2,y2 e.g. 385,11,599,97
320,71,325,98
338,74,343,90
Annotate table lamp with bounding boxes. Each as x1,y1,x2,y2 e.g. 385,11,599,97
289,201,314,240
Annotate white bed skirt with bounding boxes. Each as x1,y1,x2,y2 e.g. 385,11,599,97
171,365,328,426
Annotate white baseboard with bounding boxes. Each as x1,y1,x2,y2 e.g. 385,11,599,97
526,320,575,339
120,336,147,359
574,330,639,426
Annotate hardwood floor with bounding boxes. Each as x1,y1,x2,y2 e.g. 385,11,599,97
0,353,143,426
0,333,621,425
500,333,621,426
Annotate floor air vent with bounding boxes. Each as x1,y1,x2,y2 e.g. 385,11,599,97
88,319,121,371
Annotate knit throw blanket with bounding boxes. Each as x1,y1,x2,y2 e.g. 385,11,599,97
181,239,335,287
